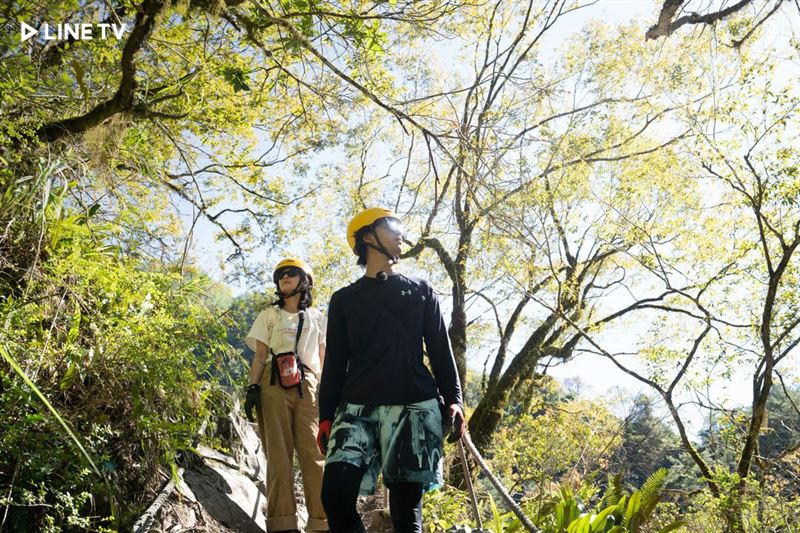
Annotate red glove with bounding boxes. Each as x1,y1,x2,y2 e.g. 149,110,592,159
447,404,465,443
317,420,332,455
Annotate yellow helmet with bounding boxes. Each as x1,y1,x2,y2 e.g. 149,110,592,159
273,258,313,287
346,207,399,253
273,257,312,275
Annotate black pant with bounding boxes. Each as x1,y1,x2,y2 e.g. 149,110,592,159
321,462,424,533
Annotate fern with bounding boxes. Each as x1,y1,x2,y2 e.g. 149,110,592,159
602,472,624,509
489,493,503,533
638,467,668,519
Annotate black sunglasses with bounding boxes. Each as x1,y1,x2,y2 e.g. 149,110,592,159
273,266,302,283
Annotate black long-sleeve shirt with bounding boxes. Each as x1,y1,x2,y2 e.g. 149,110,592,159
319,273,463,421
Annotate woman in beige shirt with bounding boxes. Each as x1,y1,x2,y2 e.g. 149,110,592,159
244,257,328,533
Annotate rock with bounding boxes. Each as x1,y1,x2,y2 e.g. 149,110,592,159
153,496,234,533
163,504,197,531
367,507,393,532
141,412,269,533
197,444,241,470
182,454,267,533
228,413,267,481
357,487,391,533
141,411,336,533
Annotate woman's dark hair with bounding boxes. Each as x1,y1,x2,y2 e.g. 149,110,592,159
273,271,314,309
354,224,374,266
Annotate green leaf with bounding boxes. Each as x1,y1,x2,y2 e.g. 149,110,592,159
567,515,590,533
658,520,688,533
222,67,251,92
66,306,82,344
61,359,78,390
71,59,88,100
638,467,667,517
25,413,45,423
624,491,640,527
61,70,73,98
0,343,100,476
589,505,616,532
489,494,503,533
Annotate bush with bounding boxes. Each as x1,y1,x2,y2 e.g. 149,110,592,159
0,164,232,530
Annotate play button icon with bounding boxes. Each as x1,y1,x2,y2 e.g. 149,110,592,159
20,22,38,42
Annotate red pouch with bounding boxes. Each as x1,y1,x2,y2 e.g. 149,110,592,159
274,351,303,388
269,310,306,397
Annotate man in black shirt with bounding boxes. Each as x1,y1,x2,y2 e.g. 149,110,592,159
317,207,464,533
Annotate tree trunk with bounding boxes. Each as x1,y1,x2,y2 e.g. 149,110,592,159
448,228,473,388
468,313,558,450
448,288,468,389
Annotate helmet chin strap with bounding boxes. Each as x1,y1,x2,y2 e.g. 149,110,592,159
279,275,308,298
367,230,399,265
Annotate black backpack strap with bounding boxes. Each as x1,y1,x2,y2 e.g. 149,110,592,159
269,348,278,386
267,306,279,387
294,311,305,398
294,311,305,353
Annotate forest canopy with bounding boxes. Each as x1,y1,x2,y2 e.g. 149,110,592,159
1,0,799,531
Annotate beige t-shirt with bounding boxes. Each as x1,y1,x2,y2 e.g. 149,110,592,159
245,307,327,376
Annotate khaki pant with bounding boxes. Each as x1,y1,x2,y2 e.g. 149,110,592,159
256,371,327,531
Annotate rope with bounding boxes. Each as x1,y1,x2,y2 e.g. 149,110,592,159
458,439,483,529
131,471,182,533
458,431,540,533
132,419,207,533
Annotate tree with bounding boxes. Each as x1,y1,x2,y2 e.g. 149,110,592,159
320,4,694,430
760,380,800,466
695,382,800,497
489,392,624,494
609,395,683,491
1,0,468,272
646,0,791,48
561,30,800,530
2,3,485,527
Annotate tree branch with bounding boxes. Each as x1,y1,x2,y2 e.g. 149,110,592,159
646,0,754,40
732,0,784,48
36,0,168,142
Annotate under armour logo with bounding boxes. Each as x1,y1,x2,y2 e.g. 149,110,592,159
400,290,412,296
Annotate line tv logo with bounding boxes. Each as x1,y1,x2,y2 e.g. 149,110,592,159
20,22,128,42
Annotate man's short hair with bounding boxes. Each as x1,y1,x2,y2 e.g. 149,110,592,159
354,225,372,266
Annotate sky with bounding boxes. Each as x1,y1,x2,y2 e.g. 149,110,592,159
179,0,800,436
